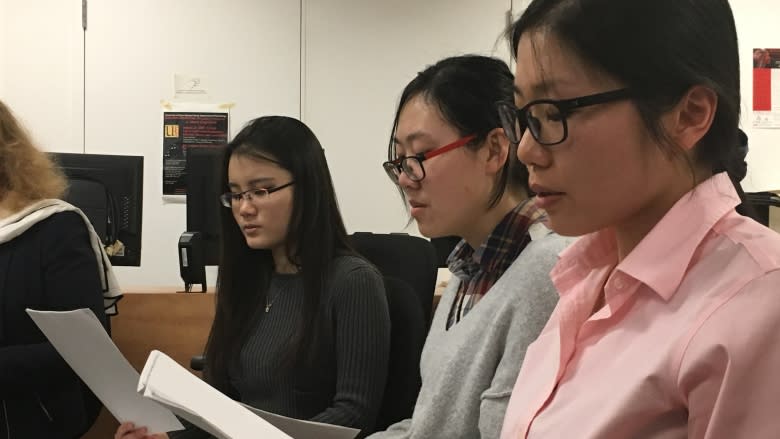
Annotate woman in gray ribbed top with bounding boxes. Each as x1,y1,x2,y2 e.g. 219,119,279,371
116,116,390,439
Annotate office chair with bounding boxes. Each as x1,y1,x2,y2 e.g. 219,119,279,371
373,275,426,432
62,177,115,245
348,232,439,326
190,353,206,371
430,236,461,267
746,192,780,227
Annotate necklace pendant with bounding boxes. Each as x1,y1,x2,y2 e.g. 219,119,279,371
265,304,271,313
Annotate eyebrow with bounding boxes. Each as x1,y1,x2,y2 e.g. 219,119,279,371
227,177,276,189
392,131,433,146
515,78,573,101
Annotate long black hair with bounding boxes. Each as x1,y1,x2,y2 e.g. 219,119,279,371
388,55,529,208
204,116,354,392
508,0,754,217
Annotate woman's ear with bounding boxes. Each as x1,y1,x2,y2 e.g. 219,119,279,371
483,127,511,176
664,85,718,153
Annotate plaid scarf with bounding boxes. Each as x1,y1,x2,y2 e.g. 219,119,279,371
446,199,546,328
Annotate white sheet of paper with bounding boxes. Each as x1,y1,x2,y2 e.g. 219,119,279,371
138,350,292,439
240,403,360,439
25,308,183,434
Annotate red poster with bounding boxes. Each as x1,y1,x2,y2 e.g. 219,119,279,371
753,48,780,128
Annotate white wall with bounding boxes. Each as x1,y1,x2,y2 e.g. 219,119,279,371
1,0,515,288
3,1,778,288
0,0,6,97
733,0,780,192
83,0,300,287
303,0,513,235
0,0,83,152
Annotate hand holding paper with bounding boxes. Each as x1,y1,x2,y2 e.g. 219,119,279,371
28,308,360,439
139,350,293,439
25,308,183,434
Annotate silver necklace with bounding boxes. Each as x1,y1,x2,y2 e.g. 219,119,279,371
267,264,300,312
265,291,278,313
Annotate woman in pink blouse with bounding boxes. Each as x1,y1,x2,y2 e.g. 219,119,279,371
496,0,780,438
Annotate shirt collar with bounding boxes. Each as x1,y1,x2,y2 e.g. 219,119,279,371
552,173,740,300
447,199,546,278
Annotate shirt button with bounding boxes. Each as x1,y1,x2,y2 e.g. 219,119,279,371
614,278,626,290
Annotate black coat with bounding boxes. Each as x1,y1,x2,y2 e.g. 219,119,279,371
0,211,107,438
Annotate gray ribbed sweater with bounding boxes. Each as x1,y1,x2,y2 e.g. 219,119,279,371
368,231,571,439
171,255,390,438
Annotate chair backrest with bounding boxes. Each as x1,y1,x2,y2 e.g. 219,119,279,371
348,232,438,326
746,191,780,227
374,275,426,432
429,235,461,267
62,177,115,245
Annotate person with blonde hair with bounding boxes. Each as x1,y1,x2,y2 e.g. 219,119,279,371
0,100,121,438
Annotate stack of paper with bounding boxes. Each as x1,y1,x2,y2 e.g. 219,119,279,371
240,403,360,439
28,308,360,439
139,350,292,439
139,351,360,439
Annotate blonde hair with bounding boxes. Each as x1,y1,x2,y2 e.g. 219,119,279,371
0,100,67,212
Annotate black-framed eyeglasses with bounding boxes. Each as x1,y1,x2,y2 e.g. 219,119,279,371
382,134,476,184
220,181,295,208
497,88,632,146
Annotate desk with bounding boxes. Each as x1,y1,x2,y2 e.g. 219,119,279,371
81,290,215,439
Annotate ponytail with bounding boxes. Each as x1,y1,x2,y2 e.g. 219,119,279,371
718,129,757,219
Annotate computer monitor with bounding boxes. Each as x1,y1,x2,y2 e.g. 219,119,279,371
50,152,144,266
186,146,225,266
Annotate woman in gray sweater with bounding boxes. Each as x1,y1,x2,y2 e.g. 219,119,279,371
117,116,391,439
374,55,570,439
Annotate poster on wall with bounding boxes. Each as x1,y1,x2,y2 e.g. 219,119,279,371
162,103,230,197
752,48,780,129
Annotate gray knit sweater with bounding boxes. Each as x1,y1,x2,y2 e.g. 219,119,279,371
170,255,390,439
368,231,571,439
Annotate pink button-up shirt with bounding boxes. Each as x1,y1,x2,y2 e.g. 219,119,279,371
500,173,780,439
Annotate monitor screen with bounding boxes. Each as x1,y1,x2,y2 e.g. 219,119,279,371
50,152,144,267
186,146,225,266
